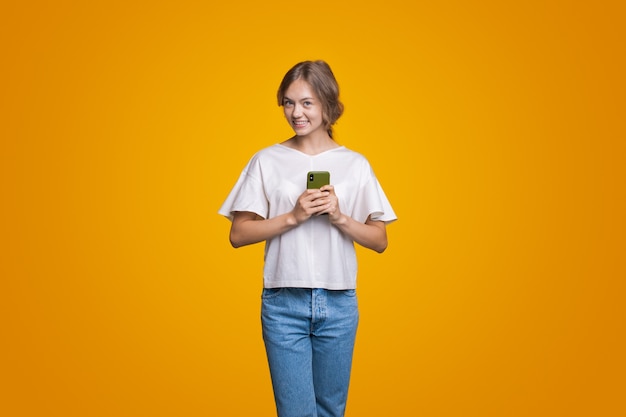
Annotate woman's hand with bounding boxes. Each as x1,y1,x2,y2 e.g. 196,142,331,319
319,184,388,253
319,185,344,224
292,188,332,224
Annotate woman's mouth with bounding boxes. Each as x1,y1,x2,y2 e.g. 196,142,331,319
293,120,308,128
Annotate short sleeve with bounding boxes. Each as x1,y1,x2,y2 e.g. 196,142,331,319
351,174,397,224
218,156,269,221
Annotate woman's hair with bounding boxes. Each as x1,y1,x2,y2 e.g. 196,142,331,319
277,60,344,138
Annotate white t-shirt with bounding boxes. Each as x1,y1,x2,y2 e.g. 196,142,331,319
218,144,397,289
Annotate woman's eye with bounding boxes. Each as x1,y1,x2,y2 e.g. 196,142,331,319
284,100,294,107
304,101,312,106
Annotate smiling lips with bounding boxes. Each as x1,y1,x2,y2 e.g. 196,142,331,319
293,120,308,128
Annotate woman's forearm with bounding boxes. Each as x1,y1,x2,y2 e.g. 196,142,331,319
231,211,388,253
229,211,298,248
332,215,388,253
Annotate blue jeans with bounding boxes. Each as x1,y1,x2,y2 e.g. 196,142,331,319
261,288,359,417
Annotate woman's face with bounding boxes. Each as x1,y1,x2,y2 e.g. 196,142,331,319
282,79,326,138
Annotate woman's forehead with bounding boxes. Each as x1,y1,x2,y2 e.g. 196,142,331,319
285,79,317,99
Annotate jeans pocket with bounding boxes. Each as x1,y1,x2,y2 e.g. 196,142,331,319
339,289,357,297
261,287,284,299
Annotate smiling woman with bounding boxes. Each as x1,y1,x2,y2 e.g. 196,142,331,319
219,60,397,417
282,79,325,138
278,60,344,140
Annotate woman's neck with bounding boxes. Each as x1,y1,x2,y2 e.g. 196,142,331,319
282,133,339,156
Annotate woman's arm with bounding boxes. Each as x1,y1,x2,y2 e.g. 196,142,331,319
229,211,297,248
229,189,331,248
331,215,388,253
319,184,388,253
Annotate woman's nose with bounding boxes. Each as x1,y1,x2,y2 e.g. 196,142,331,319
291,103,303,117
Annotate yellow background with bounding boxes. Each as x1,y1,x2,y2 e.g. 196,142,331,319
2,1,624,416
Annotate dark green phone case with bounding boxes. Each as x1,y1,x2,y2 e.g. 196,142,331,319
306,171,330,189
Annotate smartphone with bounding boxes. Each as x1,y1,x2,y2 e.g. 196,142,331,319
307,171,330,189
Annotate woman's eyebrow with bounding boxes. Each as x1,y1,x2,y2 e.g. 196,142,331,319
284,96,315,101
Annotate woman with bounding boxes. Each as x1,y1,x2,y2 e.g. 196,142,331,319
219,60,396,417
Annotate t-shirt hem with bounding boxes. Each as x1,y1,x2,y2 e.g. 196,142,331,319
263,281,356,290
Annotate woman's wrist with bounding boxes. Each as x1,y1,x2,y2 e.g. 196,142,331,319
330,213,349,227
285,211,300,228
